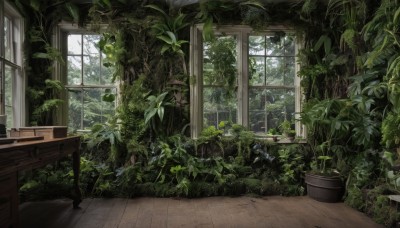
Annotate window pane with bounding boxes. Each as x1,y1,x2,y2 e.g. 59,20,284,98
83,55,101,85
67,88,116,131
249,56,265,86
83,88,115,129
83,35,101,85
203,87,237,129
67,56,82,85
83,35,100,56
266,35,285,56
249,36,265,55
4,16,12,61
101,54,114,84
249,88,295,134
284,36,295,56
265,57,283,85
68,34,82,55
203,35,237,86
68,89,83,132
284,57,295,86
5,65,13,128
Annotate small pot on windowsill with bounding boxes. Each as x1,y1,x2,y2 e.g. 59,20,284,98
286,130,296,142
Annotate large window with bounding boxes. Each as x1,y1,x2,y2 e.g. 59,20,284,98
190,25,302,138
0,1,24,128
55,25,116,132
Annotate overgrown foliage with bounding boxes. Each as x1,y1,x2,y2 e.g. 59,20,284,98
11,0,400,226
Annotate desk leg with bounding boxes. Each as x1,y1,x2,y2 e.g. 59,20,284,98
72,150,82,209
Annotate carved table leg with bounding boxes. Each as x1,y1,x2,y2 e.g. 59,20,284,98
72,149,82,209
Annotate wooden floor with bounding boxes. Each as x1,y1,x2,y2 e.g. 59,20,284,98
19,196,383,228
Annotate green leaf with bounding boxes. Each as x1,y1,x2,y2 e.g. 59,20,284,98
240,0,266,10
160,45,170,54
314,35,328,52
65,3,80,23
30,0,41,11
157,35,173,45
145,108,157,124
166,31,177,43
324,35,331,54
383,151,394,166
394,7,400,24
102,93,115,102
387,170,395,179
145,4,169,18
158,106,164,122
102,0,112,8
317,155,332,161
203,17,214,41
32,52,51,59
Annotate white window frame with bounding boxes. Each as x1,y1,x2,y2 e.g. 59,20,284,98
189,24,304,139
53,23,118,130
0,0,25,129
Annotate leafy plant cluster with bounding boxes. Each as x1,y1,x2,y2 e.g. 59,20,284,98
20,126,309,199
298,0,400,226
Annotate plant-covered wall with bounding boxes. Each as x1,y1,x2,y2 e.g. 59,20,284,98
10,0,400,226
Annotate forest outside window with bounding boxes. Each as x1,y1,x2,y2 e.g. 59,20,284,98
60,31,116,132
0,1,24,129
190,25,302,138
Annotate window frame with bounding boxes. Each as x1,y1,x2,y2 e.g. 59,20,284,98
189,24,304,139
0,0,25,129
53,23,118,131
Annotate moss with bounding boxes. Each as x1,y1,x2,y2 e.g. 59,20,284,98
187,181,219,198
345,187,365,211
222,180,246,195
260,179,281,196
370,195,400,227
242,178,262,194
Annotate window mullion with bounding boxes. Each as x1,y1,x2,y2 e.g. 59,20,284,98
239,30,249,128
80,88,84,130
81,35,84,86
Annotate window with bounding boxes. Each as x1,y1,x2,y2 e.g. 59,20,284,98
0,1,24,128
190,25,303,138
54,25,116,132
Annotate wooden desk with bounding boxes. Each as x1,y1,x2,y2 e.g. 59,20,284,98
0,136,81,227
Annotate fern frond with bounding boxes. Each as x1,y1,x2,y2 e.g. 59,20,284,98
45,79,64,91
340,28,357,51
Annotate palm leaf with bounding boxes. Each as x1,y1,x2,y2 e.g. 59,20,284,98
145,4,169,19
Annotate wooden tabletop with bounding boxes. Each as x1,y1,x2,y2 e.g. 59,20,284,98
0,136,44,145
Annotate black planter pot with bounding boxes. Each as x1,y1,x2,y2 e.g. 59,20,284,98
305,173,343,203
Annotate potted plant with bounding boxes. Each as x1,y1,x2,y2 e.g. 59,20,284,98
267,128,279,142
301,99,347,203
304,147,343,203
279,120,296,141
287,129,296,141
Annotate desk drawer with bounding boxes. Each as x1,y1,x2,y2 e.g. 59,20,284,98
36,143,61,160
0,149,36,170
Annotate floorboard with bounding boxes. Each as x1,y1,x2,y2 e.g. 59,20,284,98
19,196,383,228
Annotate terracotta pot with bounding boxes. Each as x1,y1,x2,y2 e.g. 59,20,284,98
305,173,343,203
